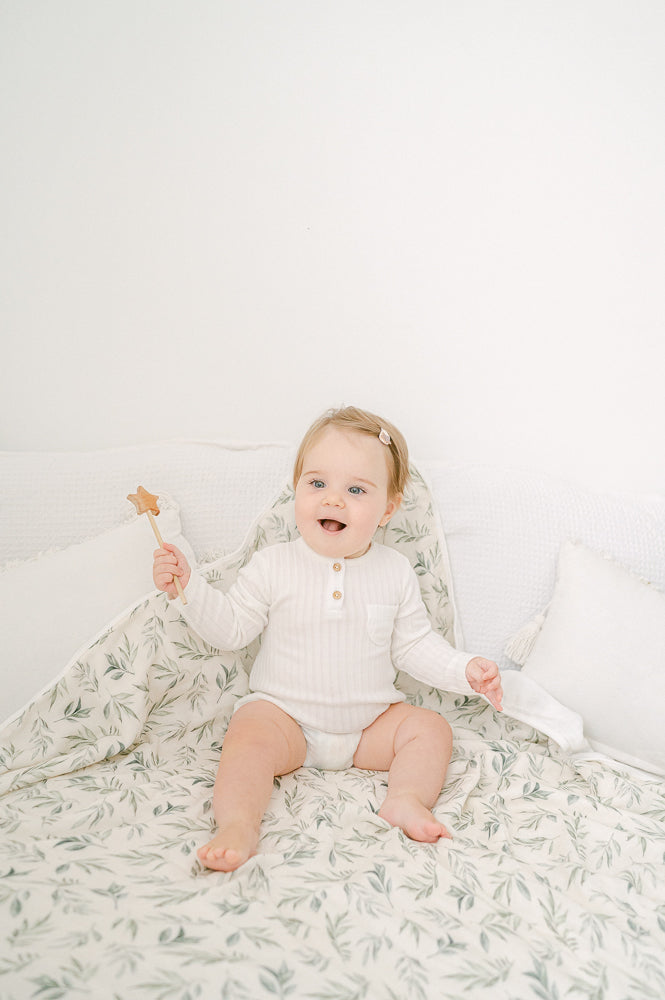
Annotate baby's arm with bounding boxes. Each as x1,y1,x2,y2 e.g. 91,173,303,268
153,543,191,600
391,563,503,711
173,548,272,652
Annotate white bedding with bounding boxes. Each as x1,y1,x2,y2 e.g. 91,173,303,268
1,467,664,999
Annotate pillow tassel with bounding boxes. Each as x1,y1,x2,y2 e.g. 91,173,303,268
504,611,547,666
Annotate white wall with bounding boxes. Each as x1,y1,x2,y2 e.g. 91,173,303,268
2,1,663,494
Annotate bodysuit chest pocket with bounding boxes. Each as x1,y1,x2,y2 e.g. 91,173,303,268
366,604,398,645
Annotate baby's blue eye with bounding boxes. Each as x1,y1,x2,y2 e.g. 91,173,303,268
348,486,365,496
311,480,325,489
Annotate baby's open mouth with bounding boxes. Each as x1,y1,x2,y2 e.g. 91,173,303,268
319,519,346,533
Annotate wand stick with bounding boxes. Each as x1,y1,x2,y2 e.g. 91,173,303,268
127,486,187,604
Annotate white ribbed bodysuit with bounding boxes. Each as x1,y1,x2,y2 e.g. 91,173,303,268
181,536,476,736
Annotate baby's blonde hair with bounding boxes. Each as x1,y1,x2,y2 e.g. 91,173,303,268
293,406,410,500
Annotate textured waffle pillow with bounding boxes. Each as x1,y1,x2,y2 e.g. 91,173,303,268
0,440,294,566
519,541,665,776
0,496,195,723
420,462,665,671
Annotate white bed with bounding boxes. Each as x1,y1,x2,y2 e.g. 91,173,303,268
1,442,664,999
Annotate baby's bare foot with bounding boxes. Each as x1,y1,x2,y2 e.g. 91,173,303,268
197,821,258,872
378,793,452,843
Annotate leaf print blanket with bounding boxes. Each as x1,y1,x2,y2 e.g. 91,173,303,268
1,469,664,1000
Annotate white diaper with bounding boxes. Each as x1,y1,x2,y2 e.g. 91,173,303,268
300,725,363,771
232,693,362,770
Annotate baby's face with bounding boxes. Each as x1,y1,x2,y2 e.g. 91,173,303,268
294,426,399,559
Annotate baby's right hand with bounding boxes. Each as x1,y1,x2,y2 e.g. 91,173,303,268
153,543,191,599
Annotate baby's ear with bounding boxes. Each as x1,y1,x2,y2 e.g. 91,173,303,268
379,494,402,527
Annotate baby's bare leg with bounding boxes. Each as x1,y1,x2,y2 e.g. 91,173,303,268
353,703,453,842
198,700,306,871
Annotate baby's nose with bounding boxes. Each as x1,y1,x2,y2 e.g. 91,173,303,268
323,491,345,507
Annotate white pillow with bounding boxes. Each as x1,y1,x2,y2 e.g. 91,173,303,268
520,540,665,776
420,462,665,670
0,496,195,725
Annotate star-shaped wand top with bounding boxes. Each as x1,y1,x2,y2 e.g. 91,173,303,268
127,486,160,516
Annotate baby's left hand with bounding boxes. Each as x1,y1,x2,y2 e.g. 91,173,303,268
465,657,503,712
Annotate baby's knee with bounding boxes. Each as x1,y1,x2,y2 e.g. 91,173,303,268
404,705,452,748
224,700,306,769
424,709,452,746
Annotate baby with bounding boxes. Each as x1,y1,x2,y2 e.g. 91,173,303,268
153,406,503,871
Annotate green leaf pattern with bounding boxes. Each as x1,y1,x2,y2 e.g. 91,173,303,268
1,468,664,998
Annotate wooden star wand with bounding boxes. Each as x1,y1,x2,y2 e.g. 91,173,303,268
127,486,187,604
